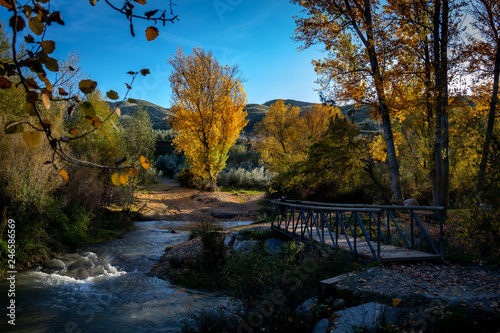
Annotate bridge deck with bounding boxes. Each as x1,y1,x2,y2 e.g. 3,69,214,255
273,223,441,262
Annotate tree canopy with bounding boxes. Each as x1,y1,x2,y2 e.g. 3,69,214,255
168,47,248,191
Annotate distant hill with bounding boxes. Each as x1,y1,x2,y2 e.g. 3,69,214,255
263,99,318,108
110,98,377,133
109,99,171,130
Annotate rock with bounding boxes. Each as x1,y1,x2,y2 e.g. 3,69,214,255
333,302,387,333
233,240,260,253
264,238,284,255
211,210,239,219
44,259,65,270
224,235,235,247
383,307,403,325
295,297,318,322
333,299,346,310
312,318,330,333
404,198,419,207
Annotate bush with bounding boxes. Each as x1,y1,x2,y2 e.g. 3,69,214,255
450,202,500,257
156,153,187,178
217,166,273,190
196,220,226,268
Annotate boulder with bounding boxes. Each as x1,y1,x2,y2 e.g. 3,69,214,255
211,209,239,219
264,238,284,255
294,297,318,322
233,240,260,253
312,318,330,333
333,302,387,333
333,298,346,310
404,198,419,207
224,234,236,247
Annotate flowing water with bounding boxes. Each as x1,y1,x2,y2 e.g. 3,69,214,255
1,221,252,333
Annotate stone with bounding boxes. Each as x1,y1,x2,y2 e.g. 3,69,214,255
333,299,346,310
312,318,330,333
383,307,403,325
44,259,65,270
264,238,284,255
295,297,318,322
332,302,387,333
404,198,419,207
224,235,235,247
233,240,260,253
211,209,239,219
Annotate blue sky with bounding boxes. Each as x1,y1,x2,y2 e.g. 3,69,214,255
1,0,324,107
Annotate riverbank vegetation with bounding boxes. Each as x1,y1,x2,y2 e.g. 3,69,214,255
0,25,157,274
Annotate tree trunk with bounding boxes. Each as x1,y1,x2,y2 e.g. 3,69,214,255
363,0,403,202
477,42,500,195
432,0,450,217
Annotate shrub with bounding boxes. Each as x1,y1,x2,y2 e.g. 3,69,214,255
217,166,273,190
196,220,226,268
450,202,500,257
156,153,187,178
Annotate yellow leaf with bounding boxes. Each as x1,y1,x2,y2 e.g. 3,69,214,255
287,317,294,323
58,87,68,96
119,174,129,184
24,103,37,116
127,168,138,177
79,79,97,94
68,128,78,135
28,17,44,35
114,107,121,117
40,76,53,92
133,0,146,5
23,130,41,148
59,169,69,182
111,173,122,186
392,298,401,307
41,89,51,110
41,40,56,54
145,26,159,41
140,155,151,169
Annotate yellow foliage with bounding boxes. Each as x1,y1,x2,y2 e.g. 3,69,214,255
169,47,247,189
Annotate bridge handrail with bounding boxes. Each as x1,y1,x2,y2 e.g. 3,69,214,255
267,200,383,214
285,200,445,212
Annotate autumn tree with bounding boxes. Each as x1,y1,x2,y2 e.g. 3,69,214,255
0,0,175,184
292,0,404,202
464,0,500,195
168,47,247,191
254,100,336,173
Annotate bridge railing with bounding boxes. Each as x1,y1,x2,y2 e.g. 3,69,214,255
268,200,444,261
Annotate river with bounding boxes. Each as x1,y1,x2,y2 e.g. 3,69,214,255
1,221,252,333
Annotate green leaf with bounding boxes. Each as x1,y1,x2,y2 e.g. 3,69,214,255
79,79,97,94
44,57,59,72
127,98,137,104
5,121,24,134
106,90,119,100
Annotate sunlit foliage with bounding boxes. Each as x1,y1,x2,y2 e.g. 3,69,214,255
168,47,248,191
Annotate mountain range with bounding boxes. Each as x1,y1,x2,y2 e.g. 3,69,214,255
111,99,376,132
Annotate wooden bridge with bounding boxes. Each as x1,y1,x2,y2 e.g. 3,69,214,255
268,200,444,263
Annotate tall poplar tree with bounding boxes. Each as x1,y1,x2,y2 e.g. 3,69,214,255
168,47,248,191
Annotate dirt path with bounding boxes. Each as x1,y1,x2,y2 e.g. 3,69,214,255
134,179,266,221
